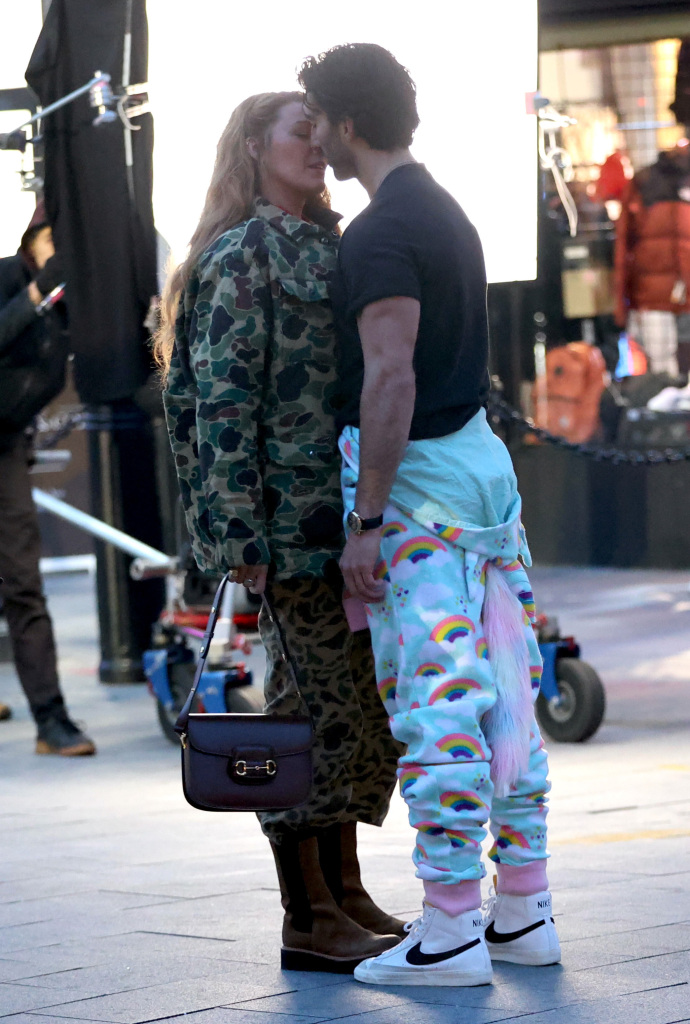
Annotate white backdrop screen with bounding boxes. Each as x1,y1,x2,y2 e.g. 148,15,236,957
147,0,538,283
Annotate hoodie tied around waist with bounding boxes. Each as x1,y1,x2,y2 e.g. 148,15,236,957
339,408,540,794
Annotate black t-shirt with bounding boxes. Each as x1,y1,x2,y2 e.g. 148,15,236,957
332,163,490,440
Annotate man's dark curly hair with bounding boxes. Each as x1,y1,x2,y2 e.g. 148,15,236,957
298,43,419,151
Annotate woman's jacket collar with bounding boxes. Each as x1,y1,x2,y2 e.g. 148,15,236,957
252,197,341,241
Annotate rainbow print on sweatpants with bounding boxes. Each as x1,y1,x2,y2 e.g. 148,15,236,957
339,417,551,886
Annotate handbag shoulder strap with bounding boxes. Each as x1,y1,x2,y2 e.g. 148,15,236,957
174,573,307,737
174,572,231,735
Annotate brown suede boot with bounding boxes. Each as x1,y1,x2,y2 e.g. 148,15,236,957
322,822,408,939
271,834,398,972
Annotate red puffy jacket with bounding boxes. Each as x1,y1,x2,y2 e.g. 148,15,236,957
614,146,690,326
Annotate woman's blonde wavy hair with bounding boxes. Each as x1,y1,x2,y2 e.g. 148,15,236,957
154,90,332,373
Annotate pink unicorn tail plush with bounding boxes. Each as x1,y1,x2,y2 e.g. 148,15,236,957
481,561,534,797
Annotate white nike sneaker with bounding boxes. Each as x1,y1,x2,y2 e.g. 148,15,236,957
353,904,493,987
483,889,561,966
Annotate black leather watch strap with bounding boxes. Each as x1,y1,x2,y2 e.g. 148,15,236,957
347,510,384,534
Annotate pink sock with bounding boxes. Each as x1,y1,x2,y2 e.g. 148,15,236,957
496,861,549,896
423,879,482,915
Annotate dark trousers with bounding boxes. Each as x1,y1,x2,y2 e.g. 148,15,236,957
0,434,61,715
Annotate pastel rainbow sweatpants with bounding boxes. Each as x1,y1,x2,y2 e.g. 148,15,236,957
361,507,551,885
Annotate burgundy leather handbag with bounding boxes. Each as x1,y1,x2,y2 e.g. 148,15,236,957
174,573,313,812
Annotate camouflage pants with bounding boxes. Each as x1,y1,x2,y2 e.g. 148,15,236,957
256,576,403,842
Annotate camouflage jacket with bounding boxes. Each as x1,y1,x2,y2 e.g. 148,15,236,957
164,198,345,579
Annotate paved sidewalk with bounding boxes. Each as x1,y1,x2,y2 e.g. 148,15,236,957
1,567,689,1024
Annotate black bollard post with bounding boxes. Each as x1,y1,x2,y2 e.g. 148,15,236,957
85,399,165,683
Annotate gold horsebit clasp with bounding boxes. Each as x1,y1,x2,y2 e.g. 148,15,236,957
234,759,277,777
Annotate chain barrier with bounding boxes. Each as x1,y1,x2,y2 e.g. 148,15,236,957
27,393,690,467
487,393,690,466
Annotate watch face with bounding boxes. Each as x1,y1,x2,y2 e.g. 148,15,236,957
347,511,361,533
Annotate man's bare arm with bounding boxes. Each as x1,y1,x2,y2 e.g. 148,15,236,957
355,296,419,515
340,296,420,603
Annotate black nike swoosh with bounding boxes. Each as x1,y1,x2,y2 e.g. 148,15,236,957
406,936,481,966
485,919,546,944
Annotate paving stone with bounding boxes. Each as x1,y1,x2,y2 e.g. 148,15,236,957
11,956,245,998
226,983,408,1020
561,922,690,967
152,1011,320,1024
0,962,89,986
551,905,690,943
0,953,106,978
0,965,38,986
0,1017,120,1024
0,893,179,931
0,875,111,905
90,875,269,902
297,1000,519,1024
6,933,242,966
0,921,133,957
480,980,690,1023
33,970,309,1023
227,973,587,1018
0,983,99,1016
491,949,690,1002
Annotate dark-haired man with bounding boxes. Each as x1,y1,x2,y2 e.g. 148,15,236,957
299,43,560,987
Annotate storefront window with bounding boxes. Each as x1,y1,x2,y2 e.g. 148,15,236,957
521,38,690,449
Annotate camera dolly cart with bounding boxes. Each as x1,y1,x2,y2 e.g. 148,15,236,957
535,614,606,742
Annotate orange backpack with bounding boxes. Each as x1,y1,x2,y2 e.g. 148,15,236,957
532,342,607,444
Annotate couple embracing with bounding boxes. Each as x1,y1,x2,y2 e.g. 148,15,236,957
157,43,560,988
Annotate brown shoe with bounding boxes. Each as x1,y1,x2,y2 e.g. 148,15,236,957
0,703,11,721
35,713,96,756
321,822,408,939
271,834,398,972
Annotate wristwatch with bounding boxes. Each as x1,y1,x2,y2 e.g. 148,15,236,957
347,510,384,535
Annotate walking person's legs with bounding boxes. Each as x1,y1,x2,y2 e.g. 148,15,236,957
0,436,95,755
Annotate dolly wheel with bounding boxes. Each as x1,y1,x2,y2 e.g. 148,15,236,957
157,662,265,743
156,661,198,744
536,659,606,743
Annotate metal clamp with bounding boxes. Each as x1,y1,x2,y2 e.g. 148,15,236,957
234,759,277,777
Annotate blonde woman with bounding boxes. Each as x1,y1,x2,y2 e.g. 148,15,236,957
156,92,403,973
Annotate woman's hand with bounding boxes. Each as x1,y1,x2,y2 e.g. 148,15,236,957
229,565,269,595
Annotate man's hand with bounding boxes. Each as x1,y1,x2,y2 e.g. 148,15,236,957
230,564,269,595
340,530,385,604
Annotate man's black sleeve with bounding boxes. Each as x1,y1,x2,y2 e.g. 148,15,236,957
338,216,421,318
0,290,37,360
